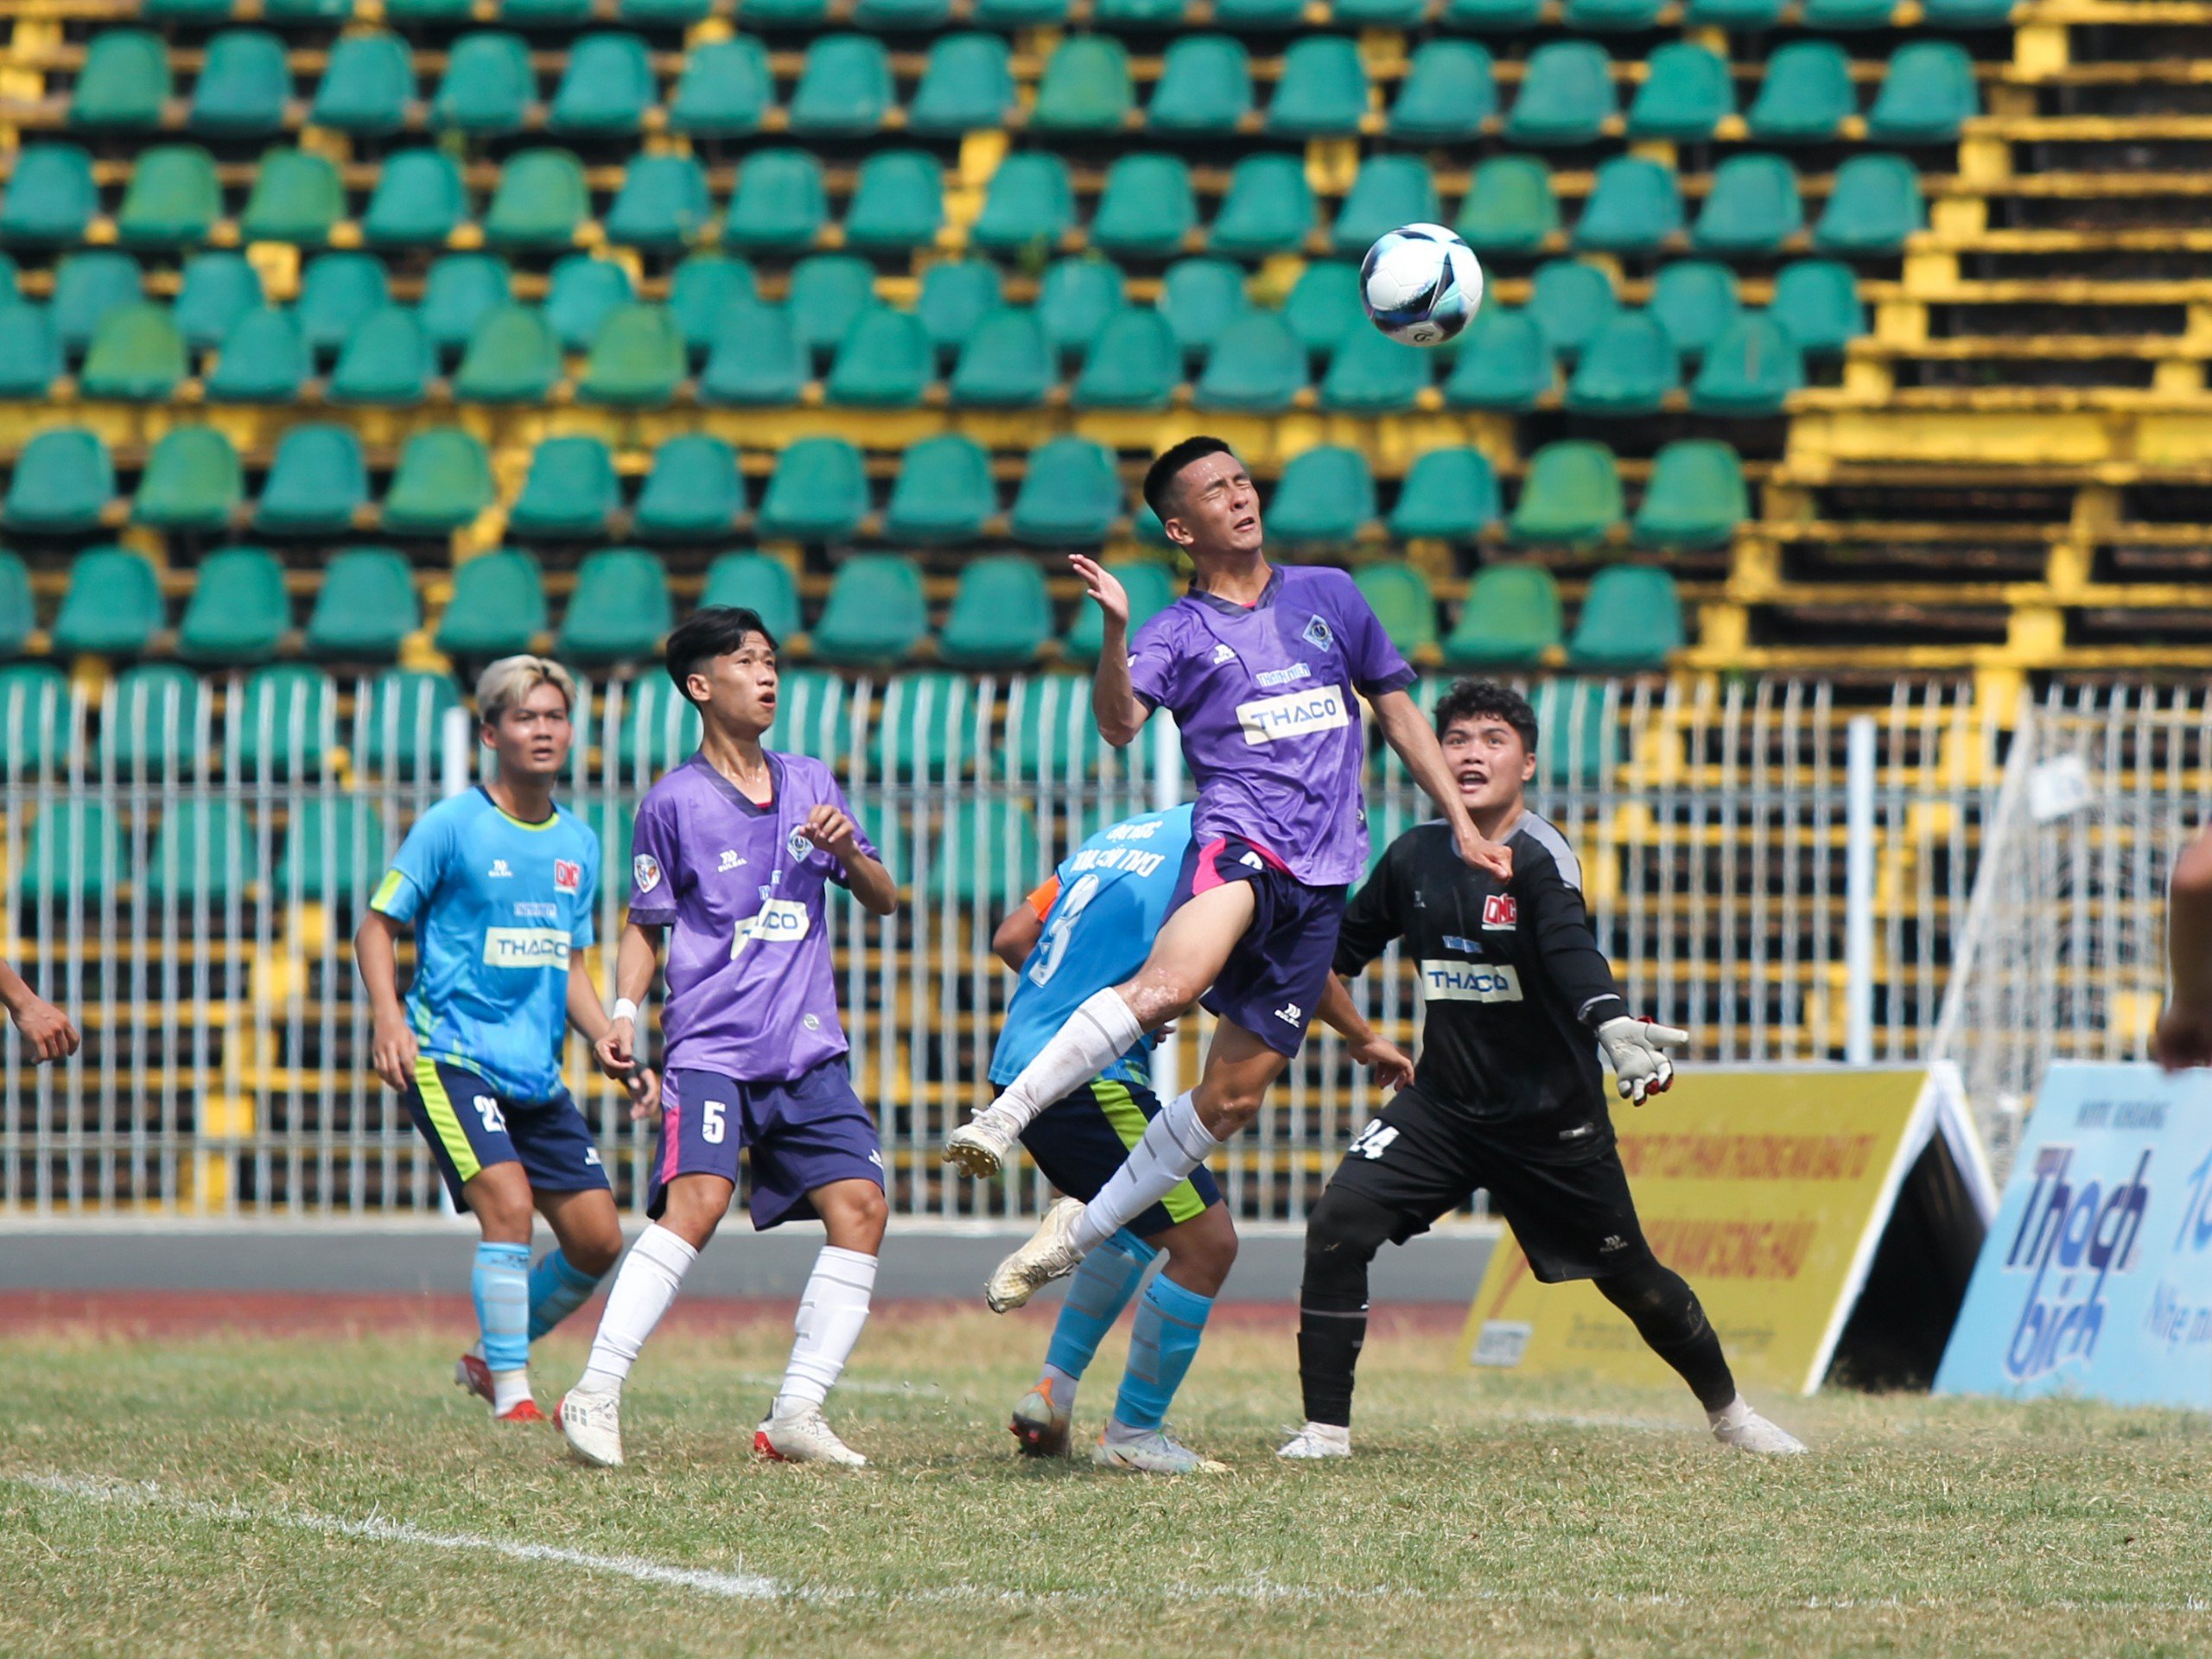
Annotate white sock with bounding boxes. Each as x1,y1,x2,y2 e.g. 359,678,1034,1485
993,989,1146,1128
490,1369,532,1415
772,1244,878,1418
1071,1091,1222,1254
1707,1394,1754,1430
578,1224,697,1395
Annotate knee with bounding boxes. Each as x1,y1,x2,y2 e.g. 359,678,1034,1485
658,1178,731,1250
569,1230,623,1279
1194,1078,1267,1137
1306,1185,1395,1268
1120,977,1185,1030
823,1182,889,1250
1163,1208,1238,1279
467,1177,535,1242
1599,1261,1698,1331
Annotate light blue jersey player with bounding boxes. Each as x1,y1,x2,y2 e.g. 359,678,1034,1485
355,656,654,1425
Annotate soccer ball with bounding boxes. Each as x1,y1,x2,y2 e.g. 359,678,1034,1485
1359,224,1484,347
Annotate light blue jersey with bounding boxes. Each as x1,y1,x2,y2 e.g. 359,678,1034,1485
988,804,1195,1090
370,786,600,1103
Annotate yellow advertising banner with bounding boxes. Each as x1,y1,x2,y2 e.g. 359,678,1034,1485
1460,1067,1977,1397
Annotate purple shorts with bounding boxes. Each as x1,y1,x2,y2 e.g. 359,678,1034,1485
650,1058,885,1230
1167,834,1347,1057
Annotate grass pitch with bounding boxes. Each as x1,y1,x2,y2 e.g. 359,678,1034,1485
6,1301,2212,1659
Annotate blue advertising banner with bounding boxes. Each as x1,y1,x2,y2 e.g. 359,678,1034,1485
1934,1061,2212,1411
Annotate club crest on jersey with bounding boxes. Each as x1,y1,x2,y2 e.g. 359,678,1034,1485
553,858,582,893
788,828,813,861
1301,614,1336,652
1483,893,1517,929
632,854,663,894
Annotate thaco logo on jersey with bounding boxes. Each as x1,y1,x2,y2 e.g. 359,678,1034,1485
482,928,572,969
1483,893,1517,930
1420,960,1523,1002
553,858,582,893
1236,684,1350,746
735,899,811,952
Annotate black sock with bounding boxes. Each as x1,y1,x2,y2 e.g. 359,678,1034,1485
1298,1187,1400,1428
1595,1259,1738,1413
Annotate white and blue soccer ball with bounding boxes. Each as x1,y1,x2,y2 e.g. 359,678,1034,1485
1359,223,1484,347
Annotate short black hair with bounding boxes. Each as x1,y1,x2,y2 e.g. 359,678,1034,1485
665,606,776,707
1433,678,1539,753
1142,435,1237,522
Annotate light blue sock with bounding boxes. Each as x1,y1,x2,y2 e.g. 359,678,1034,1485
473,1242,531,1374
526,1249,603,1344
1044,1229,1155,1382
1113,1271,1214,1432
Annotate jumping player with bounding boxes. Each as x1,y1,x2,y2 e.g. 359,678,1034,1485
945,434,1510,1314
356,656,648,1425
1280,680,1805,1459
558,607,899,1470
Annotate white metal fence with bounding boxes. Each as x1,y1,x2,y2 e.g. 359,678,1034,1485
1,668,2006,1218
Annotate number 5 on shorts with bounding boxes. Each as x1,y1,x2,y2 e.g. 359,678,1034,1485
702,1099,727,1145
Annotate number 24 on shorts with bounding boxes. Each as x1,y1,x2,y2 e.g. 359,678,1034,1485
1349,1120,1399,1161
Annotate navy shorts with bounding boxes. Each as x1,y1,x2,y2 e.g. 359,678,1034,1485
651,1058,885,1230
1020,1077,1223,1240
1167,834,1347,1057
404,1060,610,1210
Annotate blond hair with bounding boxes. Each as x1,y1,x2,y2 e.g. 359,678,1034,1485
475,655,577,725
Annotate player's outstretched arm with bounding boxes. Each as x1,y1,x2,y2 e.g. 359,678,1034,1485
992,901,1046,974
0,958,76,1065
802,804,899,915
1071,554,1151,747
595,919,661,1077
353,909,418,1092
1369,690,1510,881
2155,823,2212,1070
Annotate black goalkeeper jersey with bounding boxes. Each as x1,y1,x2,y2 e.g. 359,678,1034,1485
1333,811,1628,1127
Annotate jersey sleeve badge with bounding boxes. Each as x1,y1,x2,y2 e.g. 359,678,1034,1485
632,853,663,893
554,858,582,893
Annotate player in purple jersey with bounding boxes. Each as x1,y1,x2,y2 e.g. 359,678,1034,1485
946,435,1516,1319
557,607,899,1470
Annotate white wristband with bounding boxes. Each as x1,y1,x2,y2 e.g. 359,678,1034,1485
612,998,639,1023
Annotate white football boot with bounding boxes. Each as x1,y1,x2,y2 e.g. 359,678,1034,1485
984,1196,1089,1313
1093,1425,1227,1476
556,1386,625,1467
1275,1422,1352,1460
755,1404,868,1468
1710,1401,1808,1455
943,1106,1022,1179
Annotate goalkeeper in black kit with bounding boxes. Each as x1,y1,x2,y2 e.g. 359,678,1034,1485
1278,680,1807,1459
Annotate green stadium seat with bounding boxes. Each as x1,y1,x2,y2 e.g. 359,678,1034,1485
547,254,632,348
1149,35,1251,133
1771,258,1865,352
135,426,240,531
311,31,413,136
939,556,1052,668
485,149,589,251
1746,41,1855,144
1686,0,1783,20
1627,42,1732,143
1634,439,1745,550
435,549,545,658
53,547,159,655
950,307,1051,407
296,251,388,359
550,33,653,135
52,251,143,355
917,258,1001,356
791,33,893,135
1336,0,1426,22
1570,564,1681,668
1006,671,1107,782
1073,307,1179,408
361,149,466,247
1510,440,1622,544
701,551,800,640
145,0,239,17
1266,36,1369,137
722,149,827,253
739,0,829,22
422,256,511,357
7,429,111,532
1649,261,1739,356
1206,0,1301,21
241,148,343,247
1389,40,1495,141
1,145,96,245
843,150,944,252
357,666,460,776
1815,154,1923,253
886,434,995,543
1693,155,1803,253
1454,156,1555,255
670,36,771,137
636,435,743,540
1529,259,1617,356
258,426,367,537
270,0,359,23
116,145,221,250
788,253,876,360
72,31,171,131
1868,42,1977,143
606,154,710,252
327,307,431,404
698,296,804,404
1268,445,1374,545
1390,447,1499,540
229,664,337,779
1283,260,1361,353
1161,257,1249,359
1039,257,1126,359
0,303,60,397
1032,35,1134,132
1194,310,1304,411
1010,435,1122,545
757,436,867,540
1093,155,1196,259
1922,0,2014,22
0,664,73,774
1440,307,1551,409
1800,0,1896,25
177,545,288,664
855,0,952,27
173,246,259,346
908,33,1015,134
1097,0,1188,23
558,549,672,664
205,305,304,400
0,553,29,659
582,304,686,406
1565,312,1678,414
612,673,700,774
434,31,533,135
670,255,756,356
826,306,932,408
19,801,121,901
869,667,972,780
1575,156,1682,255
1356,564,1437,657
1061,556,1174,663
1564,0,1662,24
1321,325,1430,414
383,428,494,534
1689,313,1802,413
810,554,926,664
1210,153,1316,257
452,303,561,402
1442,563,1560,666
191,30,289,137
1506,41,1616,147
972,153,1074,254
511,435,620,537
1332,155,1440,257
276,798,387,904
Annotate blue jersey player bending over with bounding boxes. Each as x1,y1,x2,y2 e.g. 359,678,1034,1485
355,656,657,1424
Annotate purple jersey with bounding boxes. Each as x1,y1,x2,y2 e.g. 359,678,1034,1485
1127,564,1414,887
626,752,878,1084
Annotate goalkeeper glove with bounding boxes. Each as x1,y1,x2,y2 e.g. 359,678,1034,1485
1595,1016,1689,1105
